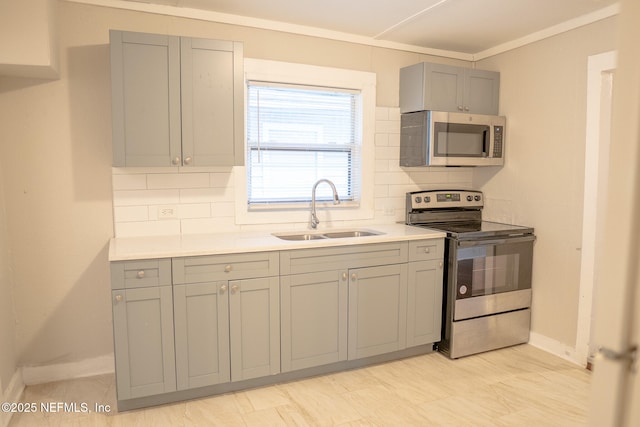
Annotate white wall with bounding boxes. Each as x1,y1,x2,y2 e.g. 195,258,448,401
0,0,59,78
475,17,618,353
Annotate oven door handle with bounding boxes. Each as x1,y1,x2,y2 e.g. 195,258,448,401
457,234,536,247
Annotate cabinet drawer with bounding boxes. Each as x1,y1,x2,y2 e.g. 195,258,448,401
110,259,172,289
408,239,444,262
280,242,408,275
173,252,279,284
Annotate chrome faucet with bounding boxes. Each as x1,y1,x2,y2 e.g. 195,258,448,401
310,179,340,229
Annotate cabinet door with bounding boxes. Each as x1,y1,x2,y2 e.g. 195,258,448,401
281,271,348,372
174,281,230,390
348,264,408,360
407,260,444,347
110,31,181,167
229,277,280,381
463,69,500,115
181,37,244,166
112,287,176,399
422,63,464,113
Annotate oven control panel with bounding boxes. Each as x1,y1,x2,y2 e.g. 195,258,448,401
407,190,483,210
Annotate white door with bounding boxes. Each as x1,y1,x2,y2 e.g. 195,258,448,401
588,0,640,424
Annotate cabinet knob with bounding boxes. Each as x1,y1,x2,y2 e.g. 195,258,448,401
464,106,470,111
224,264,232,273
184,156,192,165
342,272,348,281
231,284,239,295
114,294,123,303
351,273,357,281
172,156,181,166
457,106,464,111
136,270,145,279
424,247,430,254
439,261,444,269
220,284,227,294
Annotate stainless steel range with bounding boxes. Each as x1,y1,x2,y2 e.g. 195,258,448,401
406,190,535,359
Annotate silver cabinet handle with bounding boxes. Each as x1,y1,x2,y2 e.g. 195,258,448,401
184,156,192,165
114,294,123,303
224,264,232,273
341,272,348,281
231,284,239,295
219,284,227,294
136,270,145,279
172,156,181,165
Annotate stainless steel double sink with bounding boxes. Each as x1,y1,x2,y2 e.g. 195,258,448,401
273,229,383,241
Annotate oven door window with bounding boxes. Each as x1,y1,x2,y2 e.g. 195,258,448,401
456,238,533,299
433,122,489,158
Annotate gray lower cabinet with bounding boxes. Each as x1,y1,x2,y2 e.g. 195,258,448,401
348,264,408,359
111,259,176,400
280,270,348,372
407,239,445,346
281,242,420,371
111,238,444,408
172,254,280,390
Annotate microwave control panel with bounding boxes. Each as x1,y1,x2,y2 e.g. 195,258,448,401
493,126,504,158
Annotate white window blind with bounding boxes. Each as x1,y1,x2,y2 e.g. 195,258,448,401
246,81,362,207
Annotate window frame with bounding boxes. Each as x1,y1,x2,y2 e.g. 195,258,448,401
235,59,376,226
246,81,362,207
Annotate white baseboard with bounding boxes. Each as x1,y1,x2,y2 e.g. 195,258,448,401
21,354,115,386
529,331,583,367
0,368,25,427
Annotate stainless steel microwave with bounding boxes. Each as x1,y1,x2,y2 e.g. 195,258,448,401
400,110,505,167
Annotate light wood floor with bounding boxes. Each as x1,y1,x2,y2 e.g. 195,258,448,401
8,344,591,426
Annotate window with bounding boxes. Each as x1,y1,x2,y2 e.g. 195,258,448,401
236,59,376,225
246,82,362,207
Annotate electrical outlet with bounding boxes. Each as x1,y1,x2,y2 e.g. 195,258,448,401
158,205,177,219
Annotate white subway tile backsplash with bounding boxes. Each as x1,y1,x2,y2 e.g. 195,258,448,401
112,174,147,191
211,202,235,217
210,172,234,188
113,206,149,222
110,106,472,237
178,204,213,219
181,217,240,234
115,220,181,237
113,189,180,207
147,173,210,189
375,107,389,121
375,133,389,147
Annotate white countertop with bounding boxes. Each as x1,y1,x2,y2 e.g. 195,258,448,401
108,224,445,261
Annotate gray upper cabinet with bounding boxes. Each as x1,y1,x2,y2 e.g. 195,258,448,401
400,62,500,115
110,30,244,167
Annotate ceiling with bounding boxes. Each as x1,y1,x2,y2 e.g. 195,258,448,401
113,0,619,59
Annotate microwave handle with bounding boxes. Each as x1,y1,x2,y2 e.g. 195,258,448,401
458,235,536,248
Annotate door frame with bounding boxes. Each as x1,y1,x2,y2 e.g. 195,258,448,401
576,50,616,367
